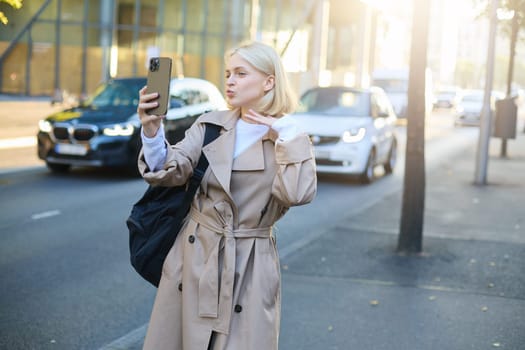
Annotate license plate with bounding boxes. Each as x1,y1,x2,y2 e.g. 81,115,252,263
55,143,87,156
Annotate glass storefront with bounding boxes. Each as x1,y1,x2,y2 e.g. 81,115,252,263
0,0,366,97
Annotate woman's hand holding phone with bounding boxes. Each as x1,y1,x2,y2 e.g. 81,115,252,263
138,57,172,138
138,86,165,138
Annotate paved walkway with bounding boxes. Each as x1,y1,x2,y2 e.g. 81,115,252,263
278,118,525,350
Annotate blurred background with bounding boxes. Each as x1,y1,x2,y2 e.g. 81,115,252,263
0,0,523,100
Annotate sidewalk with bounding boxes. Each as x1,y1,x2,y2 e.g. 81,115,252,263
279,122,525,349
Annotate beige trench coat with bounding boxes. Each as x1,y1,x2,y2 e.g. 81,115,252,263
138,109,317,350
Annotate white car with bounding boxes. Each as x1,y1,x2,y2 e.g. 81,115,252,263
292,86,398,183
453,89,503,127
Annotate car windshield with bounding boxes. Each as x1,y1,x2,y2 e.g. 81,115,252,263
298,88,370,116
463,94,483,103
438,91,455,98
373,79,408,93
84,80,144,108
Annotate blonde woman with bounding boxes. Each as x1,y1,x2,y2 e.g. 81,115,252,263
137,41,317,350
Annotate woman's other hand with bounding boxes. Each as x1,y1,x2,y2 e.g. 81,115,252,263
138,86,165,138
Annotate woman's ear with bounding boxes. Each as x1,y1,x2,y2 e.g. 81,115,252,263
263,75,275,92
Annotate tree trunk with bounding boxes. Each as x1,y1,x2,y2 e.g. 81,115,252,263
397,0,430,254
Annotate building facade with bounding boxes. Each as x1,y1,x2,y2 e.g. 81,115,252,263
0,0,378,99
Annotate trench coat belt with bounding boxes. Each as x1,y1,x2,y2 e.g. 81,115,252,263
189,208,273,334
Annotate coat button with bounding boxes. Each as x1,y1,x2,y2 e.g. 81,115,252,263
178,283,183,292
188,235,195,243
234,304,242,313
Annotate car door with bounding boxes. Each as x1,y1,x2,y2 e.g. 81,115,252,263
164,88,205,143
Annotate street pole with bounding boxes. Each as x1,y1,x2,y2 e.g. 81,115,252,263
397,0,430,254
474,0,498,185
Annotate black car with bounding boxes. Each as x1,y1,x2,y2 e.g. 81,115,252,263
37,77,226,173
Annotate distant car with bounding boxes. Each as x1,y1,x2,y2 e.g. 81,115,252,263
453,89,502,126
433,87,461,109
372,67,433,119
37,77,226,173
292,86,398,183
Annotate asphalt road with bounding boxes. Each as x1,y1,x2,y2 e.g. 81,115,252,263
0,109,477,349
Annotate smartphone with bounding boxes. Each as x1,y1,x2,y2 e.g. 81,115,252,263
146,57,172,115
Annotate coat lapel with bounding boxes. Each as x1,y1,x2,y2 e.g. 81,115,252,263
201,109,238,198
232,140,265,171
203,127,235,195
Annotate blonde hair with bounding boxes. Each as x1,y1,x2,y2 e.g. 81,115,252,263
226,41,297,117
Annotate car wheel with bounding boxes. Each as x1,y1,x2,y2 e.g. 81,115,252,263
383,140,397,174
46,162,71,173
359,149,375,184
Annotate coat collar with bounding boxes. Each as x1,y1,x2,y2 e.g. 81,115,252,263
200,108,278,198
199,108,239,131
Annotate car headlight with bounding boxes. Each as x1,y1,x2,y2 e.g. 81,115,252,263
103,123,135,136
38,120,52,133
342,127,366,143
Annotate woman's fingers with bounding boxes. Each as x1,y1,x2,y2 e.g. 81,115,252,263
137,86,161,119
137,86,165,137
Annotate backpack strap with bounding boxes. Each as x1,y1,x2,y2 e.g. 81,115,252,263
186,122,221,193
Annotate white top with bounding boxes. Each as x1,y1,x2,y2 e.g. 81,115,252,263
141,115,301,172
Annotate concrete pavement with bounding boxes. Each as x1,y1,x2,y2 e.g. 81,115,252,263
278,118,525,349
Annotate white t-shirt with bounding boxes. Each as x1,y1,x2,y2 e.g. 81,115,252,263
141,115,301,172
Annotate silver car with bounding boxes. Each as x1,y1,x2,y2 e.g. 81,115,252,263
292,86,398,183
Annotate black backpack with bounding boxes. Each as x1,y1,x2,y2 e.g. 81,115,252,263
126,123,221,287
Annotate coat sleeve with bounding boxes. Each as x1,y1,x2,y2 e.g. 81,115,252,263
137,120,206,187
271,133,317,207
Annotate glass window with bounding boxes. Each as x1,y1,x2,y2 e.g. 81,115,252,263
299,88,369,116
36,0,57,20
187,0,205,32
62,0,85,22
60,24,83,94
207,0,227,34
30,22,56,95
373,79,408,93
88,0,102,22
85,79,145,107
162,0,184,30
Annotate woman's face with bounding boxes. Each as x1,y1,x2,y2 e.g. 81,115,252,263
224,53,273,110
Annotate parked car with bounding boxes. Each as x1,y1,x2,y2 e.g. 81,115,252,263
37,77,226,173
292,86,398,183
453,89,503,126
433,87,461,109
371,67,433,120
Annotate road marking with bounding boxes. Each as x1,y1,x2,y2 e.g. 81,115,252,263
0,137,37,149
31,210,61,220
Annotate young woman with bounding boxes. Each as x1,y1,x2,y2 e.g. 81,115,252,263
136,41,317,350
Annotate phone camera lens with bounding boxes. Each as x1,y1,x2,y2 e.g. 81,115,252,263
149,58,159,72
